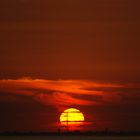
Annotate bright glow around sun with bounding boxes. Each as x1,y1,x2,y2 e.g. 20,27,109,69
60,108,84,126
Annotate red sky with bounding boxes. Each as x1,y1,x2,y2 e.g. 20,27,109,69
0,0,140,132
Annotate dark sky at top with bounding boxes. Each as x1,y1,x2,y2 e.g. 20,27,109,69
0,0,140,81
0,0,140,132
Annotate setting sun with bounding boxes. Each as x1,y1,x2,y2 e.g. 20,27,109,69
60,108,85,127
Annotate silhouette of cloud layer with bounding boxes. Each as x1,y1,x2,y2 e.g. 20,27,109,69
0,78,139,108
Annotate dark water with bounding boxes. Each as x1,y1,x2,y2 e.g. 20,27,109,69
0,136,140,140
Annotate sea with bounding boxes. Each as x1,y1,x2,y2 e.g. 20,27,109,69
0,136,140,140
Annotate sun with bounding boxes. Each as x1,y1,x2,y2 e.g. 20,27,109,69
60,108,85,126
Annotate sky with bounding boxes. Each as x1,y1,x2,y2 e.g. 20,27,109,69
0,0,140,132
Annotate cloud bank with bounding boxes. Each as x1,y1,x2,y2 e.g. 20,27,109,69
0,77,139,110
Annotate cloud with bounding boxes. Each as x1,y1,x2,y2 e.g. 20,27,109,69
0,77,139,110
36,92,94,106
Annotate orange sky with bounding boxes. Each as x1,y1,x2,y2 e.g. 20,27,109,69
0,0,140,132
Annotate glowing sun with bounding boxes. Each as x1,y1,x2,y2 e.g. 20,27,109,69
60,108,85,126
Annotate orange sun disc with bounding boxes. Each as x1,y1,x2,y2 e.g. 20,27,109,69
60,108,85,126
